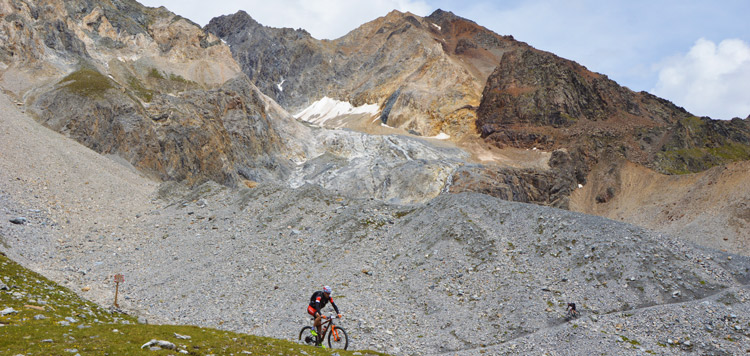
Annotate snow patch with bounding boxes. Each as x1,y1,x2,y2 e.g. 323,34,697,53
578,184,584,189
277,78,285,92
431,23,441,31
117,55,139,62
295,97,379,126
430,132,450,140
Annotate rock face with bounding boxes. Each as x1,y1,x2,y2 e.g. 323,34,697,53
206,9,522,139
1,0,308,186
0,0,241,86
447,149,580,208
32,72,296,185
476,47,750,178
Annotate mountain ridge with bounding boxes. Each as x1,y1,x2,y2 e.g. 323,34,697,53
206,8,521,140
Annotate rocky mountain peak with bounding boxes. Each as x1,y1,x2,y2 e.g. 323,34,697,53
426,8,475,27
206,8,523,140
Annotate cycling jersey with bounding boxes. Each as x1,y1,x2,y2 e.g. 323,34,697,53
308,291,340,315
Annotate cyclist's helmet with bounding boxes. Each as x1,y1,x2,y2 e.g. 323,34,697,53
323,286,332,294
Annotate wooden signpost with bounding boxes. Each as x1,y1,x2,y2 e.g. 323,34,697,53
114,274,124,308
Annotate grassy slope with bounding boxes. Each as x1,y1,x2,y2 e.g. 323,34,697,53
0,253,384,355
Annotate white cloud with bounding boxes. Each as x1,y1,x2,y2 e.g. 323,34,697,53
652,38,750,120
137,0,432,39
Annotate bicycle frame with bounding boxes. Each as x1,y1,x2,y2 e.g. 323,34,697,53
318,315,342,342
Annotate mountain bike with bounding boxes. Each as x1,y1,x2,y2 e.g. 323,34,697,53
298,314,349,350
565,303,580,321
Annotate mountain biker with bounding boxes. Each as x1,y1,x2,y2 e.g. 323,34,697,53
307,286,341,341
566,302,579,319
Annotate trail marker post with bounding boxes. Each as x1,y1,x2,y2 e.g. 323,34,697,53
114,274,124,308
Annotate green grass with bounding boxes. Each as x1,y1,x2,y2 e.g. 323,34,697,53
656,116,750,174
0,253,384,356
127,75,154,102
59,68,115,97
169,73,195,85
148,68,165,80
657,142,750,174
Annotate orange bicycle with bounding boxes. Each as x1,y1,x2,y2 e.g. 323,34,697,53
298,314,349,350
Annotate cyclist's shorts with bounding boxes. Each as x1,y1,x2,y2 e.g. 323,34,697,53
307,305,317,316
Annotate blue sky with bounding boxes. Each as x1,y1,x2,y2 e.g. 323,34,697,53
138,0,750,120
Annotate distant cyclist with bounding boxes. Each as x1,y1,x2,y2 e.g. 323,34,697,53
566,302,579,320
307,286,342,340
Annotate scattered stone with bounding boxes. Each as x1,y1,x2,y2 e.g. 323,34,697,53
0,307,18,316
34,314,47,320
64,348,78,353
9,217,27,225
81,286,91,292
25,304,45,311
41,339,53,343
174,332,191,340
141,339,176,350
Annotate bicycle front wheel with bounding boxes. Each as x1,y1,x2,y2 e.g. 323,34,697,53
298,326,316,345
328,325,348,350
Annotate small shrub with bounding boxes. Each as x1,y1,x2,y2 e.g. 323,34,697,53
59,68,114,97
148,68,165,79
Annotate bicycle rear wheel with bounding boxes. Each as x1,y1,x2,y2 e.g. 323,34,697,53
298,326,317,345
328,325,348,350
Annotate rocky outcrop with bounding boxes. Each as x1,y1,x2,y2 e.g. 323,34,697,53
447,149,580,208
653,116,750,174
0,0,241,86
1,0,307,187
206,9,522,139
476,47,750,177
32,68,298,186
